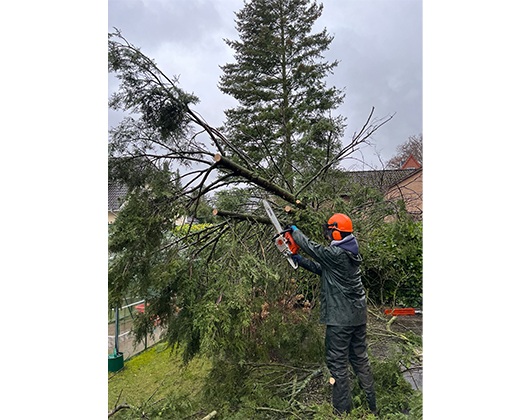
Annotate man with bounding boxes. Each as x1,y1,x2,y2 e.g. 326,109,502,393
289,213,377,415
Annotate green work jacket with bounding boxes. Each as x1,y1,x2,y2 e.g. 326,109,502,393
292,229,367,326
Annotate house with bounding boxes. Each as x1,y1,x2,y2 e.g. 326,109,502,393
348,154,422,220
108,181,198,226
400,154,421,169
384,167,422,219
348,168,420,194
385,154,422,218
108,182,128,224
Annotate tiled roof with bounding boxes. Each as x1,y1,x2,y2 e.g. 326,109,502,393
108,182,128,211
347,168,421,193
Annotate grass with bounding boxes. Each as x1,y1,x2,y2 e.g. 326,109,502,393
108,342,212,419
108,311,423,419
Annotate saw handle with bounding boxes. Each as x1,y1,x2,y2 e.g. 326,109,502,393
273,229,300,255
284,231,300,255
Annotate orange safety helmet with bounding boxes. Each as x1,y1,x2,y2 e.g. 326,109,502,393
324,213,353,241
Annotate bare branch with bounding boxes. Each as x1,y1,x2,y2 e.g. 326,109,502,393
185,105,257,168
295,108,394,196
108,404,131,418
108,389,130,418
192,224,231,259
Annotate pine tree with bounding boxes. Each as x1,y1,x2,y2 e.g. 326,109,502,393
219,0,345,191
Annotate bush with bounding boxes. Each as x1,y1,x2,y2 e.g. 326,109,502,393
361,217,422,307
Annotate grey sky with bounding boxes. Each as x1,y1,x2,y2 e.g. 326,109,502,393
108,0,422,169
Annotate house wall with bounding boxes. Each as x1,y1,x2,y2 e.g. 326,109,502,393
401,155,421,169
384,170,423,218
108,211,117,224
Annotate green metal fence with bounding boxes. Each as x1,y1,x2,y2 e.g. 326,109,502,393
108,298,165,362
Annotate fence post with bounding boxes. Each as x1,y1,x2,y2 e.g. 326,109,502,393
144,298,148,351
115,305,120,354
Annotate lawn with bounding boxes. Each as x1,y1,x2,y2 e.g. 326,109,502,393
108,311,423,419
108,343,212,419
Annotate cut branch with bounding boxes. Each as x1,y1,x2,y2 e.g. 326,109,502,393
200,411,218,420
213,154,306,208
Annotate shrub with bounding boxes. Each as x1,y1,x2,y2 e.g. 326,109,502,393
361,217,422,307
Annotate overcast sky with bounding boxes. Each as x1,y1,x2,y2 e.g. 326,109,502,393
108,0,422,169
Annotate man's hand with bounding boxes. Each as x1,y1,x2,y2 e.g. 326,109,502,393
282,225,300,255
284,225,298,232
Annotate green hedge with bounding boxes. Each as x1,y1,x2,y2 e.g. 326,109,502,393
361,218,422,308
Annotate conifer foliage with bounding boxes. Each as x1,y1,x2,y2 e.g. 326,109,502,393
219,0,346,190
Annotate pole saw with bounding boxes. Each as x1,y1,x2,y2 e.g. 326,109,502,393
262,199,300,269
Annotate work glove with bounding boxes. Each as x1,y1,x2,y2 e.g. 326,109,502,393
291,253,302,263
283,225,300,256
283,225,298,234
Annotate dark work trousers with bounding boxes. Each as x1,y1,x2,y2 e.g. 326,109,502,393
325,324,376,414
